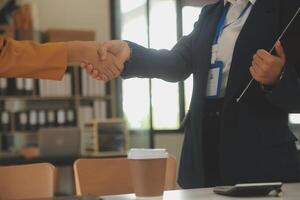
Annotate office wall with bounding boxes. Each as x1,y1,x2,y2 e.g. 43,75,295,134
17,0,111,41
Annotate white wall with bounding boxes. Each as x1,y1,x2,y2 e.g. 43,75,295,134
17,0,111,41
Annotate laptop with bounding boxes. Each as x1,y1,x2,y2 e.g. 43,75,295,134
38,127,80,157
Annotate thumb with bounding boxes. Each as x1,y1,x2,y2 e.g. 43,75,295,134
275,40,286,60
98,42,109,60
118,41,131,63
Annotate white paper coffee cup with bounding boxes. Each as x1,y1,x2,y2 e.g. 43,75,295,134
128,148,169,198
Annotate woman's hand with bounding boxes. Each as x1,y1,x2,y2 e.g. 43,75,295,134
250,41,286,85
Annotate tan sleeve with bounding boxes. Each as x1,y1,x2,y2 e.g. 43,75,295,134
0,37,68,80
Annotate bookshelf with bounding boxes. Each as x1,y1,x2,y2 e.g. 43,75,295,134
0,28,124,156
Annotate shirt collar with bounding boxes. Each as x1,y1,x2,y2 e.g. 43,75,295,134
224,0,256,6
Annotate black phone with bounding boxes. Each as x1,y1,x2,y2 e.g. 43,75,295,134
213,182,282,197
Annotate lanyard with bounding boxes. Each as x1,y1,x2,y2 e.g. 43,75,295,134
213,2,252,44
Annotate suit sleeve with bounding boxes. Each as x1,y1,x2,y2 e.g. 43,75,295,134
263,0,300,112
121,8,208,82
0,37,68,80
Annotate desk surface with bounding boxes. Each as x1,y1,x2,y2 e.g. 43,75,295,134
23,183,300,200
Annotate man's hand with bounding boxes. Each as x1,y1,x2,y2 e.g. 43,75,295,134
99,40,131,63
81,53,123,81
81,40,130,80
66,41,123,81
250,41,286,85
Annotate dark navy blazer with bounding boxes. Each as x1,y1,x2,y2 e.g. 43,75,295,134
122,0,300,188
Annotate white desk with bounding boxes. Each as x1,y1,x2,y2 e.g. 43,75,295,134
101,183,300,200
21,183,300,200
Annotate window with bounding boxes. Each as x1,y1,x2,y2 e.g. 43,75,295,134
290,114,300,124
149,0,179,130
119,0,180,130
117,0,203,131
120,1,150,130
182,6,202,112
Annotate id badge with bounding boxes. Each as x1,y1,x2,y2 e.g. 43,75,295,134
206,61,223,98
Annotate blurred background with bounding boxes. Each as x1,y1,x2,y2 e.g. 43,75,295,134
0,0,299,195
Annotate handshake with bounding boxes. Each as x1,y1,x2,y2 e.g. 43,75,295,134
67,40,130,81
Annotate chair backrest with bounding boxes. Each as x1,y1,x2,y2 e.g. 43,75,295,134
0,163,57,200
165,155,177,190
74,156,177,196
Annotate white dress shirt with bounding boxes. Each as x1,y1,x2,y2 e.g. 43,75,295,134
215,0,256,97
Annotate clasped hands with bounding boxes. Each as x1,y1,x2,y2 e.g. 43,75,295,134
78,40,286,86
67,40,130,81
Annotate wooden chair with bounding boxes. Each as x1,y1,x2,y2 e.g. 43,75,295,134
0,163,57,200
74,156,177,196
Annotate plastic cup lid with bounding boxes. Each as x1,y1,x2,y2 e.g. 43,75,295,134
127,148,169,160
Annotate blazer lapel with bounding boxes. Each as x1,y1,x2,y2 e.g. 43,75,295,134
193,1,225,100
224,0,279,106
189,2,226,187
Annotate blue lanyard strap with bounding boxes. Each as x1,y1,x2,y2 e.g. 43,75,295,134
213,2,252,44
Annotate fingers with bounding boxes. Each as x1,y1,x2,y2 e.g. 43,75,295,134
98,42,108,60
251,62,264,77
250,46,286,85
96,53,123,80
250,66,267,83
107,53,122,73
80,62,87,69
256,50,274,66
119,41,131,62
91,68,99,79
250,66,261,82
81,64,104,80
100,66,114,80
275,40,286,60
82,63,112,81
98,41,117,60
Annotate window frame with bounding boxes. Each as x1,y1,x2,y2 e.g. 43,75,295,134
110,0,194,136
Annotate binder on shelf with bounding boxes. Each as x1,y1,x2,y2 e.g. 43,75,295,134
57,109,66,127
94,101,107,119
5,78,33,96
38,67,74,97
24,79,34,95
81,70,88,96
15,111,28,131
0,78,8,95
47,110,56,127
0,110,11,132
7,78,18,96
66,109,76,127
79,106,94,125
0,110,11,151
16,78,25,96
38,110,47,128
80,70,106,96
29,110,38,131
67,67,75,95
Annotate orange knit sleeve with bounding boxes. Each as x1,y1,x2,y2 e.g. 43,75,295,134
0,37,68,80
